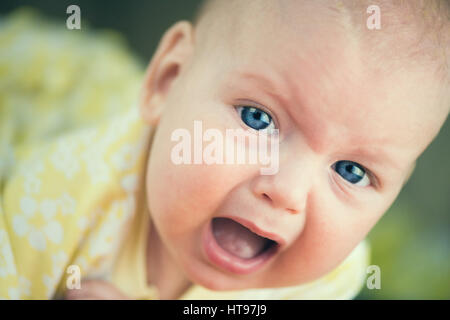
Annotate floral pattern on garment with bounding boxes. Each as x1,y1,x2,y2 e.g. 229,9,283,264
1,102,151,298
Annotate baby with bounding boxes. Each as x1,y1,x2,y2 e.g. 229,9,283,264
1,0,449,300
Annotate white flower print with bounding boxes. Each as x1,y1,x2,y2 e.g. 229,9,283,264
40,199,58,220
85,155,111,184
42,251,68,298
101,109,138,147
77,216,89,232
18,276,31,297
77,207,102,233
0,229,17,278
20,159,44,179
87,199,133,259
8,288,20,300
120,174,137,193
110,144,138,171
50,139,80,180
110,140,145,172
88,211,122,257
72,256,88,272
28,228,47,251
13,195,68,251
58,193,76,215
20,196,37,218
77,127,99,147
43,221,63,244
12,215,29,237
7,276,31,299
81,144,111,185
24,176,41,195
21,160,44,195
121,196,136,222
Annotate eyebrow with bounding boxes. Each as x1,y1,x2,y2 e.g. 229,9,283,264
232,70,292,114
229,69,403,174
342,146,403,174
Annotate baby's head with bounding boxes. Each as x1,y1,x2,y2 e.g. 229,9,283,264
138,0,450,291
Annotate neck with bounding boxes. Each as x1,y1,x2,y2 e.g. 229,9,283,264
146,221,192,300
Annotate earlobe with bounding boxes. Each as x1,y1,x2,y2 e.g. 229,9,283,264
139,20,195,125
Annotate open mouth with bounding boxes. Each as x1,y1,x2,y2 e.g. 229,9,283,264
202,217,280,275
212,217,278,259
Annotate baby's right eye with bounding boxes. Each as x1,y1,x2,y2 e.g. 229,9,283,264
332,160,371,187
236,106,276,132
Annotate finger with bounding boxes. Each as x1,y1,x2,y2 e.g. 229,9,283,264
66,296,100,300
66,280,130,300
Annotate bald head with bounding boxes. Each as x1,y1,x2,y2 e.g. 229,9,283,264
193,0,449,81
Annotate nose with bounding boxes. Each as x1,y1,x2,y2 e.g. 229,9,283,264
251,148,314,215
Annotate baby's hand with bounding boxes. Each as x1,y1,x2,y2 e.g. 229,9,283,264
64,279,131,300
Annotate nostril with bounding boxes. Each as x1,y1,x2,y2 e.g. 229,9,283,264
262,193,299,214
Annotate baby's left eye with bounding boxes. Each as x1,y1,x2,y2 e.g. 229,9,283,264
236,106,276,132
333,160,370,187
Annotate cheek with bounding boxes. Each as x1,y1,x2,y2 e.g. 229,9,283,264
145,89,263,240
269,188,388,286
145,116,252,244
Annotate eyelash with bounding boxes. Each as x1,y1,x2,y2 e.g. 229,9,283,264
234,102,280,132
331,160,374,188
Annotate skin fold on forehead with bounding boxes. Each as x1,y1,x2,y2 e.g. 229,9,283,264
195,0,450,89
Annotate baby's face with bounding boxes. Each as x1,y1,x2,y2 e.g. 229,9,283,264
141,1,447,290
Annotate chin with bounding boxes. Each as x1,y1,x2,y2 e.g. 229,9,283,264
180,254,265,292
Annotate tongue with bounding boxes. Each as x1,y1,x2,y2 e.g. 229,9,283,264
212,217,269,259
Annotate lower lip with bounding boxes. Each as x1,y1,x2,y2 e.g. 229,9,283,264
201,218,279,275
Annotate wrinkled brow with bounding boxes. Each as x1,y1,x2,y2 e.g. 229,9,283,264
226,69,404,177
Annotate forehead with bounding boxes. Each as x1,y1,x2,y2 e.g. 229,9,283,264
205,0,443,165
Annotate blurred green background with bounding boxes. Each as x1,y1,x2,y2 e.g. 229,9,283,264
1,0,448,299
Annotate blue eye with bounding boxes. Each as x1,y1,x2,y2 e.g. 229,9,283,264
333,160,370,187
236,106,275,131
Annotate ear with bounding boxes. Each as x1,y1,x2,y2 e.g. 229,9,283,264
139,21,195,125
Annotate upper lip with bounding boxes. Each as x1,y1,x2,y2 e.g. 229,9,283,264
218,215,287,248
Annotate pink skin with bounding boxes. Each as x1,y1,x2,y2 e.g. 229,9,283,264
138,1,447,299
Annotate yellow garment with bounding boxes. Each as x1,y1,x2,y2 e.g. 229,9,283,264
0,9,370,300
